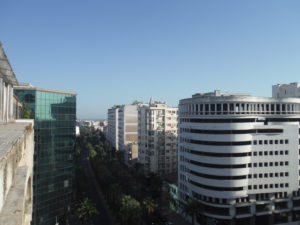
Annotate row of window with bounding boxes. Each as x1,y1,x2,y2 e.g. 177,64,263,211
180,117,300,123
248,161,289,167
184,148,289,157
248,183,289,190
253,139,289,145
189,179,244,191
248,172,289,179
181,128,283,135
180,102,300,115
184,138,252,146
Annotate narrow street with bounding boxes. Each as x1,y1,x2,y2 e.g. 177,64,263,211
79,146,114,225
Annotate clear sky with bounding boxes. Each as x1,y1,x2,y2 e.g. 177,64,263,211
1,0,300,119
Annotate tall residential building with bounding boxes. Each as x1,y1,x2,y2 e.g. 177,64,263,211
138,101,178,175
178,90,300,225
118,104,139,161
0,43,34,225
273,82,300,98
15,85,77,225
107,106,120,150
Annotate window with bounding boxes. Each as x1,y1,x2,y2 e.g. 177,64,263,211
275,184,279,188
285,161,289,166
280,173,284,177
285,172,289,177
259,174,263,178
248,185,252,190
269,140,273,144
259,185,263,189
248,163,252,168
254,163,257,167
254,174,257,178
254,152,257,156
275,173,279,177
264,162,268,167
248,174,252,179
275,162,279,166
270,151,273,155
275,151,278,155
259,163,263,167
280,151,284,155
275,140,278,144
280,162,284,166
285,150,288,155
270,184,273,188
270,173,273,177
280,183,284,188
264,140,268,145
269,162,273,166
264,173,268,178
253,140,257,145
254,185,257,189
264,184,268,189
285,140,289,144
285,183,289,187
259,152,263,156
259,140,263,145
264,152,268,156
280,140,284,144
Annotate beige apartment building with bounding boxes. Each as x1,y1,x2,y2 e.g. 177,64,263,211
138,100,178,175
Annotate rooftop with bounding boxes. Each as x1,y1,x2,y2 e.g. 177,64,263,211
0,43,18,85
14,83,77,96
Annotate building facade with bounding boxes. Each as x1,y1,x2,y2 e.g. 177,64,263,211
178,90,300,225
138,101,178,175
107,106,120,150
0,43,34,225
273,83,300,98
14,86,76,225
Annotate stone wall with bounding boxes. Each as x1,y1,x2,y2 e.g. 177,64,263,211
0,120,34,225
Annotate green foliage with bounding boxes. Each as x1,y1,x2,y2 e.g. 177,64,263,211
120,195,141,225
22,105,31,119
87,143,97,158
77,197,99,224
142,198,157,215
182,199,203,225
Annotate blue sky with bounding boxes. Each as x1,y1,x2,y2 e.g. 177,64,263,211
1,0,300,119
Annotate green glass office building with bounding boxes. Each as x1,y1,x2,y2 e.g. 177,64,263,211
14,86,76,225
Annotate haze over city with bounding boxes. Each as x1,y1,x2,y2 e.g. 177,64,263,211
1,0,300,119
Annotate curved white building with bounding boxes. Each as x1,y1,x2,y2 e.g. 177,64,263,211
179,90,300,225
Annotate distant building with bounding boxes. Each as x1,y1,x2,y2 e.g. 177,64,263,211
15,84,77,225
273,82,300,98
107,106,120,150
0,43,34,225
178,89,300,225
138,100,178,174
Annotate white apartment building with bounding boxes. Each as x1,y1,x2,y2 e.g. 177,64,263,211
178,90,300,225
273,83,300,98
107,106,120,150
138,101,178,175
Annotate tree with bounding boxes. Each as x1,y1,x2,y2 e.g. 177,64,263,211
87,143,97,159
77,197,99,225
120,195,141,225
142,198,157,223
23,105,31,119
182,199,203,225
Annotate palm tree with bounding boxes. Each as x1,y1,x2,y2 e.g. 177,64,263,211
182,199,203,225
142,198,157,223
120,195,141,225
77,197,99,225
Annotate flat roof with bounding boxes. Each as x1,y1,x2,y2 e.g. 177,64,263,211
14,86,77,96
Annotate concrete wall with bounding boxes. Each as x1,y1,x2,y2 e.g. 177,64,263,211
0,120,34,225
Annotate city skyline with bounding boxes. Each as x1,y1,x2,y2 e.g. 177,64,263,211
1,0,300,119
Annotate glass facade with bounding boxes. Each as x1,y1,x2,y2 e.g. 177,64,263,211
14,89,76,225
